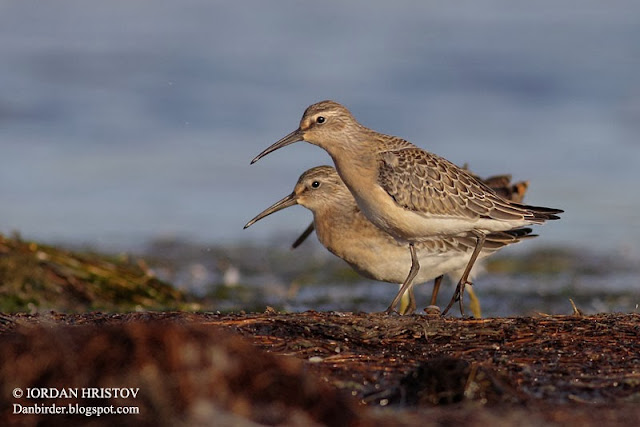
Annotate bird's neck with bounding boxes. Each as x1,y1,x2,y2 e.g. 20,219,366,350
313,201,360,254
318,130,376,178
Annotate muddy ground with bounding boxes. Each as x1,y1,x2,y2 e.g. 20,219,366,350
1,310,639,426
1,234,639,425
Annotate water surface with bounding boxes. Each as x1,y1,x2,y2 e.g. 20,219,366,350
1,1,639,257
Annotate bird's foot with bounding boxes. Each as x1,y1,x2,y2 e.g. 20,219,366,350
423,305,441,316
384,306,400,316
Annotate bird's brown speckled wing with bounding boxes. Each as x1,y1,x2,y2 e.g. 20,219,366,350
376,134,416,151
417,227,536,253
377,148,537,221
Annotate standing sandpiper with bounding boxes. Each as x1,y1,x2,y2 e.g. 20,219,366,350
288,167,530,317
251,101,562,315
244,166,535,316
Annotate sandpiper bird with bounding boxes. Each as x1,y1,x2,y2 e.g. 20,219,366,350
244,166,535,316
287,168,530,317
251,101,563,315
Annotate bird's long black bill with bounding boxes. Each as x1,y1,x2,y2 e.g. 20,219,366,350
291,222,315,249
251,129,303,164
243,193,298,229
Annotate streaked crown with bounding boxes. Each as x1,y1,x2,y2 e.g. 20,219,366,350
293,165,352,209
298,101,359,142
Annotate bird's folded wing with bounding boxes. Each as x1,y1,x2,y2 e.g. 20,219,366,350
377,148,530,221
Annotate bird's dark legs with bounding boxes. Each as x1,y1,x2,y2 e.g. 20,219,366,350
386,243,419,314
442,232,486,316
429,274,444,306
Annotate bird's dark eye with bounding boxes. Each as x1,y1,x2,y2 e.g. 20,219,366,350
316,116,325,124
311,181,321,188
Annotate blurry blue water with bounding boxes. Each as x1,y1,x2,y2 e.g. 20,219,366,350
1,1,639,254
